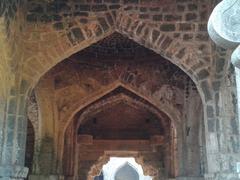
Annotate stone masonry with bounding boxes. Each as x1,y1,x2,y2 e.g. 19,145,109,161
0,0,239,180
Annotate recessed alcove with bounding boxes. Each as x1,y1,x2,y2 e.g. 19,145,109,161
27,32,203,180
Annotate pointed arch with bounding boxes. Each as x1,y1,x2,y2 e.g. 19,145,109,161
61,82,179,176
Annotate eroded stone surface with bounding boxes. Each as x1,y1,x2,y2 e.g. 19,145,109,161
0,0,239,179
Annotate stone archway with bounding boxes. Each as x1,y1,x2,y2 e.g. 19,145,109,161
20,11,214,176
63,88,176,179
18,2,212,177
27,31,204,179
21,3,213,100
0,1,237,180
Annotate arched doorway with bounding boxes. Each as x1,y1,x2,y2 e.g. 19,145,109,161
28,32,203,180
1,1,234,180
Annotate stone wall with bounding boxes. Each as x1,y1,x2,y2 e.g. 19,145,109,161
21,0,216,87
0,0,239,179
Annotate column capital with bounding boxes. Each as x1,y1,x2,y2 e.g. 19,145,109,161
208,0,240,49
208,0,240,68
0,165,28,179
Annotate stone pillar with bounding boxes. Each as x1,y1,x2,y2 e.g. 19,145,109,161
208,0,240,179
28,80,59,178
0,80,29,179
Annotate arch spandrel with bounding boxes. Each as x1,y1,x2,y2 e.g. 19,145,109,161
22,7,213,90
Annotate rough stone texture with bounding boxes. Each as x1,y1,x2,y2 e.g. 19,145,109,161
0,0,238,179
28,35,204,180
20,0,215,85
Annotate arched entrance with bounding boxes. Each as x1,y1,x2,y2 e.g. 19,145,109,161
1,1,237,180
28,32,203,180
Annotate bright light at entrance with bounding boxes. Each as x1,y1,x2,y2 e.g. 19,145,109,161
95,157,152,180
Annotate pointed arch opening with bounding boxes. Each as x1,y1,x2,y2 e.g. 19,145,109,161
63,86,176,179
28,31,204,180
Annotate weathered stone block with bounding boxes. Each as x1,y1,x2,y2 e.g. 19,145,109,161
164,15,182,22
179,23,194,31
216,58,225,73
188,4,198,11
176,47,186,59
197,69,209,80
75,5,90,11
186,13,197,21
98,17,109,31
200,81,212,101
161,36,173,50
152,30,160,43
123,0,139,4
160,24,175,32
8,97,17,115
183,34,193,41
92,5,108,11
68,28,85,44
152,15,162,21
206,105,214,118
